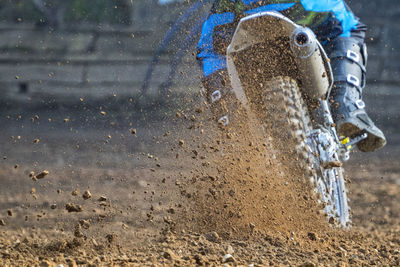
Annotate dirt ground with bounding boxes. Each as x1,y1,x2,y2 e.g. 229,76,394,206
0,95,399,267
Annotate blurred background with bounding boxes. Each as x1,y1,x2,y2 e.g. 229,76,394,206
0,0,398,230
0,0,210,167
0,0,206,111
0,0,397,147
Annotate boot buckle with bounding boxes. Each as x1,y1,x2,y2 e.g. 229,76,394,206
355,99,365,109
347,50,360,63
347,74,360,87
211,90,222,102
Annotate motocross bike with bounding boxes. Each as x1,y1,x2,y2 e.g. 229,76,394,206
214,11,368,227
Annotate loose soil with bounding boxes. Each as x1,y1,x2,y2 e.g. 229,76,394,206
0,94,399,267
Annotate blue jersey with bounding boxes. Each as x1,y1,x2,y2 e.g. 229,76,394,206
197,0,366,76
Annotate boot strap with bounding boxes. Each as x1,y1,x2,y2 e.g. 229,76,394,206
329,45,367,74
327,38,367,91
328,37,367,68
347,99,366,112
331,59,365,93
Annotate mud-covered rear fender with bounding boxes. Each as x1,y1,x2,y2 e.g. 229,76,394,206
226,11,333,108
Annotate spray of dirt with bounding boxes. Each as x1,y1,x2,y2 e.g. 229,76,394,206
164,95,327,243
0,101,399,266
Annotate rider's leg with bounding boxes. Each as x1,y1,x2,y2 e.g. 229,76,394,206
326,37,386,152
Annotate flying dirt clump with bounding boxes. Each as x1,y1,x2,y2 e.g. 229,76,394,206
79,219,90,229
35,170,49,179
66,203,83,212
98,196,107,201
71,189,79,196
30,170,50,181
82,190,92,200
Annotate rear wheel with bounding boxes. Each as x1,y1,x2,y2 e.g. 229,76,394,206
259,76,350,227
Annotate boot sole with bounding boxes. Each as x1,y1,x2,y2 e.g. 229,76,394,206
338,121,386,152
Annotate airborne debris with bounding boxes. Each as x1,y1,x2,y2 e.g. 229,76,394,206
79,219,90,229
35,170,49,179
82,190,92,200
98,196,107,201
308,232,317,241
65,203,83,212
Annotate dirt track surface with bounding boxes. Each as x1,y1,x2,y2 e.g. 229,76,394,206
1,99,399,266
